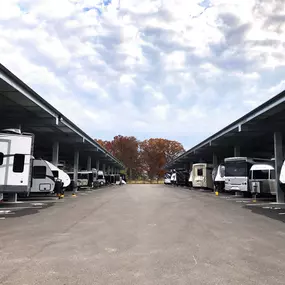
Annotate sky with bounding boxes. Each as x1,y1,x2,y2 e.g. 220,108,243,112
0,0,285,150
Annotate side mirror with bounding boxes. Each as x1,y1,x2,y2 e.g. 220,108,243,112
0,153,3,165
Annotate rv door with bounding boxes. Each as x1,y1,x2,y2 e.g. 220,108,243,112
0,140,9,188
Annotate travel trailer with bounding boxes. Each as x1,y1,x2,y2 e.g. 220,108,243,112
212,164,225,192
0,129,34,196
164,173,171,185
176,169,190,186
115,174,121,185
45,161,71,189
188,170,193,187
67,169,98,189
30,159,55,194
97,170,105,186
249,163,276,195
192,163,214,189
170,172,177,185
0,129,66,197
224,157,271,193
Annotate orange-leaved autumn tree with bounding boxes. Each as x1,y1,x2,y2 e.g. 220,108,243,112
140,138,185,179
96,136,141,179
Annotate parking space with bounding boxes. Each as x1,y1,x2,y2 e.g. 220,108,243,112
0,186,113,220
179,186,285,224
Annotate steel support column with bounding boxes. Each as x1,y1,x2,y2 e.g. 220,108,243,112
213,153,218,168
274,132,285,203
87,156,92,171
96,160,100,171
234,145,240,157
52,141,59,166
73,151,79,193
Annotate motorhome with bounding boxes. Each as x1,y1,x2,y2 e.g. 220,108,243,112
212,164,225,192
67,169,97,189
249,163,276,195
224,157,271,193
97,170,105,186
192,163,214,189
0,129,34,195
164,173,171,185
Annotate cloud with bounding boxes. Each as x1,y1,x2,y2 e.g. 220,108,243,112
0,0,285,149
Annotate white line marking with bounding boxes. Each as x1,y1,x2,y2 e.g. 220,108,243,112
279,213,285,215
0,217,5,220
193,255,197,265
0,210,11,214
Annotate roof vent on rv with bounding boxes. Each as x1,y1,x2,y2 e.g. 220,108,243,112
1,128,22,134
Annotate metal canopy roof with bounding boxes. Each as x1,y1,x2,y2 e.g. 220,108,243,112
167,90,285,169
0,63,124,169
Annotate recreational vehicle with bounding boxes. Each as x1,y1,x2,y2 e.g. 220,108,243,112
164,173,171,185
188,170,193,187
176,169,190,186
224,157,271,192
45,161,71,189
249,163,276,195
170,172,177,185
115,174,121,185
0,129,34,195
97,170,105,186
192,163,214,189
30,159,55,194
67,169,97,189
212,164,225,192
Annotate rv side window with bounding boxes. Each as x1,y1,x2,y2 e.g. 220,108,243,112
33,166,46,179
252,170,269,180
13,154,25,173
0,152,3,165
197,168,203,176
52,170,59,178
270,170,275,179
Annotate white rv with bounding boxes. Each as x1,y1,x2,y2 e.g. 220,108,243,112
97,170,105,186
45,161,71,188
212,164,225,192
0,129,34,195
192,163,213,189
249,164,276,195
67,169,98,189
164,173,171,185
170,172,176,185
188,170,193,187
30,159,55,194
224,157,271,193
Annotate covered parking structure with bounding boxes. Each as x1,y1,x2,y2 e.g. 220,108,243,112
0,64,124,195
166,90,285,203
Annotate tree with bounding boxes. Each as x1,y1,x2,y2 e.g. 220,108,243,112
95,136,185,180
96,136,141,180
140,138,185,180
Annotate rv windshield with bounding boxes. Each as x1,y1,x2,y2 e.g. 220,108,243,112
98,175,104,179
52,170,59,178
225,161,247,177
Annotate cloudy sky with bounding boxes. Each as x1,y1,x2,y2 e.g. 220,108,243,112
0,0,285,149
